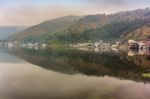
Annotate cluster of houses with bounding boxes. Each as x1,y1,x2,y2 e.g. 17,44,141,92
1,39,150,52
128,40,150,50
70,39,150,53
69,41,112,53
70,40,111,49
0,42,47,49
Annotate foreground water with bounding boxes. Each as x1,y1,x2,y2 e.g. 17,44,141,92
0,47,150,99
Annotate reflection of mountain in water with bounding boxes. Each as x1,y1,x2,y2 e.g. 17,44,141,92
0,48,26,63
5,47,150,83
125,49,150,69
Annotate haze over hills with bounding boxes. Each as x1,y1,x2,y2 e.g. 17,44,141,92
12,16,81,41
0,26,26,40
70,8,150,33
11,8,150,43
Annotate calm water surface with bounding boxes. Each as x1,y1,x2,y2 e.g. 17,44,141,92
0,47,150,99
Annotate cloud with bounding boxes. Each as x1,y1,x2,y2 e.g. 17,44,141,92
0,0,150,26
84,0,127,6
0,5,98,26
101,0,127,5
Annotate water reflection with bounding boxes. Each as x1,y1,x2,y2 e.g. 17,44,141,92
0,48,26,63
0,63,150,99
4,47,150,83
126,49,150,69
0,47,150,99
71,47,113,53
128,49,150,56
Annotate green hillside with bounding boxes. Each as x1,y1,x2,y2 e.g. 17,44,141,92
11,15,81,41
11,8,150,44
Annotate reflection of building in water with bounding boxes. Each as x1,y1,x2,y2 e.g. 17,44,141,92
128,50,138,56
138,49,150,56
74,47,91,52
128,49,150,56
70,40,111,53
93,47,111,53
126,52,150,68
94,47,99,52
74,46,111,53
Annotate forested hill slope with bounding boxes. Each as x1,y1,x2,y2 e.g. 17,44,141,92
12,15,81,41
11,8,150,43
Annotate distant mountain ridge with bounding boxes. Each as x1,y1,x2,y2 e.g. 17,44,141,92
0,26,26,40
11,7,150,43
69,8,150,32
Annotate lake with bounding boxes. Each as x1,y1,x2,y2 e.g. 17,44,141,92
0,46,150,99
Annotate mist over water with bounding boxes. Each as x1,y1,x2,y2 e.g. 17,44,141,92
0,47,150,99
0,48,26,63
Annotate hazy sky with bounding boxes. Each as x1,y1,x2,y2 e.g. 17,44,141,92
0,0,150,26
